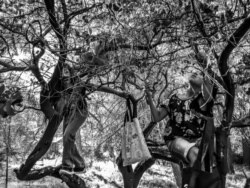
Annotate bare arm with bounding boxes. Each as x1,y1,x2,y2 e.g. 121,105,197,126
145,89,169,122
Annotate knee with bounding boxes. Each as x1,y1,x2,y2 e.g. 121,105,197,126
187,146,198,166
168,137,197,163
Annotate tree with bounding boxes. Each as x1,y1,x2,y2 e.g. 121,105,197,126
1,0,250,188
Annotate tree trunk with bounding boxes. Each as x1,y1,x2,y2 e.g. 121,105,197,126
5,146,8,188
15,114,62,179
243,138,250,168
14,111,88,188
5,122,10,188
215,127,228,188
227,137,234,174
117,154,155,188
117,156,134,188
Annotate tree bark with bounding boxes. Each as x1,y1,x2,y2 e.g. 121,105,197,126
227,137,234,174
243,138,250,168
117,154,155,188
14,106,88,188
215,127,229,187
14,114,62,179
117,102,157,188
14,0,88,186
218,16,250,122
216,16,250,187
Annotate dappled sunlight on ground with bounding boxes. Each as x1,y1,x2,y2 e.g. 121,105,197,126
139,162,177,188
226,165,248,188
0,159,248,187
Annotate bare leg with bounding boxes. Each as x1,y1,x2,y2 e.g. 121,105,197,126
187,146,199,167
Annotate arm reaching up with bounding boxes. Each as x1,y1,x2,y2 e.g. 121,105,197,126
145,88,169,122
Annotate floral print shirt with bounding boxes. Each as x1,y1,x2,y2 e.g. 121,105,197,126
163,93,213,141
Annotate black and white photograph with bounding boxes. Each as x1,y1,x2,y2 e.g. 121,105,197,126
0,0,250,187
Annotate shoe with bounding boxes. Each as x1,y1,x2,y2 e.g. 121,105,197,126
59,167,85,176
74,166,85,173
59,168,75,175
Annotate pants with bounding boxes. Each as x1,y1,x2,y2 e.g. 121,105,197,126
62,102,88,169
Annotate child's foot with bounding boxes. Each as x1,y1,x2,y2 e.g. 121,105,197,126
74,166,85,173
59,168,75,175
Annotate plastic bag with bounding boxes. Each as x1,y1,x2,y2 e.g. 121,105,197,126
122,117,152,166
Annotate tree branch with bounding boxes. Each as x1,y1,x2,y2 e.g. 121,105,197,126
103,41,166,54
0,59,30,73
231,115,250,128
14,165,87,188
218,15,250,122
150,147,180,164
30,44,47,87
191,0,211,46
44,0,64,43
14,114,62,179
133,158,155,187
42,3,103,38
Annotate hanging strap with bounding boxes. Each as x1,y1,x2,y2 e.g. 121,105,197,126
124,98,137,124
188,116,217,188
191,110,215,172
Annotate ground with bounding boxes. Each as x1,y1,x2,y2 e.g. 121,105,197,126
0,157,247,188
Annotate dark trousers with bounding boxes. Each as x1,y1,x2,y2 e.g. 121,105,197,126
62,103,88,169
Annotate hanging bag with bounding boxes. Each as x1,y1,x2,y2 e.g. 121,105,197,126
121,98,152,166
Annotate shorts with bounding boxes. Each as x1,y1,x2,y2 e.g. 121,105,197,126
166,137,199,162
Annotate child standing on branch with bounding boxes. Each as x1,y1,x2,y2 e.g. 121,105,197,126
59,64,88,175
59,42,108,175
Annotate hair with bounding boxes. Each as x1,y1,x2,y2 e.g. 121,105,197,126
186,87,195,97
189,80,202,90
188,77,202,96
187,74,213,98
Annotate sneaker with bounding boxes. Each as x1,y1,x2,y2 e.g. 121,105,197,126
74,166,85,173
59,168,75,175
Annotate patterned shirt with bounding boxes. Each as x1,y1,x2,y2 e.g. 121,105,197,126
163,93,213,141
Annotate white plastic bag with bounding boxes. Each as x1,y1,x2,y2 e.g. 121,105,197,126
122,117,152,166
